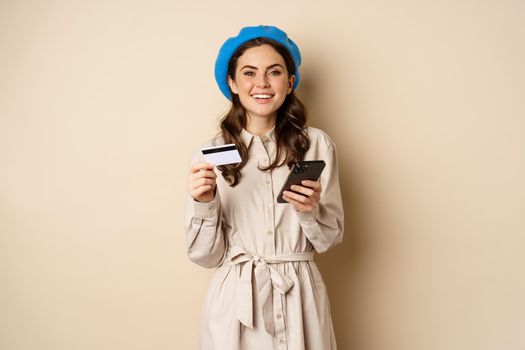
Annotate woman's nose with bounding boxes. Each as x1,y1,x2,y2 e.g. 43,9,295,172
255,77,270,87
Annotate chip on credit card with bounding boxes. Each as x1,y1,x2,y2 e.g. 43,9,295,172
201,143,242,166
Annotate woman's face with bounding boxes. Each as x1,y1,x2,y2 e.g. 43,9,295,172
228,44,295,123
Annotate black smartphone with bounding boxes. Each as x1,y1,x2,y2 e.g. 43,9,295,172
277,160,326,203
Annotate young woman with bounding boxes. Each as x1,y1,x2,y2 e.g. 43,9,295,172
185,25,344,350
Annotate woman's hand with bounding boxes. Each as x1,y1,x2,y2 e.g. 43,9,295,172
188,162,217,203
282,180,322,213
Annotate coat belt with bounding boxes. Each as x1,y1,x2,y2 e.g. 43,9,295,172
225,246,314,337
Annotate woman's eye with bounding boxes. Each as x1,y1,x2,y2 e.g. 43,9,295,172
243,71,255,76
270,71,281,76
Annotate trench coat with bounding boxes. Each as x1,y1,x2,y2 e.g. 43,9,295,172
185,126,344,350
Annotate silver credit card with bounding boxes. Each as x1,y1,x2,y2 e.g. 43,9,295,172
201,143,242,165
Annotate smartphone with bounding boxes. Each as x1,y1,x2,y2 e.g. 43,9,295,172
277,160,326,203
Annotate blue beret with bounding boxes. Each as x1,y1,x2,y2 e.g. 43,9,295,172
214,25,302,100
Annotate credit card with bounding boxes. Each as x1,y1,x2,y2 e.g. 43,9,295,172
201,143,242,165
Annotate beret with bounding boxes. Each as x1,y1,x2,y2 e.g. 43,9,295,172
214,25,302,100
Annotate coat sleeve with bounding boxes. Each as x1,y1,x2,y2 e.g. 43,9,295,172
184,149,227,268
295,141,344,253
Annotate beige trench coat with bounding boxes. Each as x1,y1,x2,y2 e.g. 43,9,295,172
185,126,344,350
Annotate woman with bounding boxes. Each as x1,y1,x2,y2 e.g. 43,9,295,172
185,25,344,350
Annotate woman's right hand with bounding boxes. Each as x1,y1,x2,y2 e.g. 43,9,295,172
188,162,217,203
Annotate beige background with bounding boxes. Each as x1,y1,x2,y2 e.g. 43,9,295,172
1,0,524,349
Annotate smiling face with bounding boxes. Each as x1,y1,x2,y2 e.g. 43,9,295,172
228,44,295,124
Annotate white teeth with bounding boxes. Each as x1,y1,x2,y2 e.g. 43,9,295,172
252,94,272,99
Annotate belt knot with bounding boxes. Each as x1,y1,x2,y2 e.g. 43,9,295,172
225,246,314,336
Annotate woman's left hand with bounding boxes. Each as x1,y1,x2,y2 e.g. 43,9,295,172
282,180,322,213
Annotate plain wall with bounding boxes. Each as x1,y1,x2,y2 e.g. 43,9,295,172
1,0,524,349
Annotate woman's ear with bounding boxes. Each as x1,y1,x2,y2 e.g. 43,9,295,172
287,75,296,94
227,75,239,95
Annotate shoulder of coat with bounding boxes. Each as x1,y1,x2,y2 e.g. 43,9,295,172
306,126,336,149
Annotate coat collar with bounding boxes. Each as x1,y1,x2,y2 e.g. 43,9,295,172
240,126,276,148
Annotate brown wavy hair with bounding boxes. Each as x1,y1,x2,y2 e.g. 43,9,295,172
217,38,310,186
